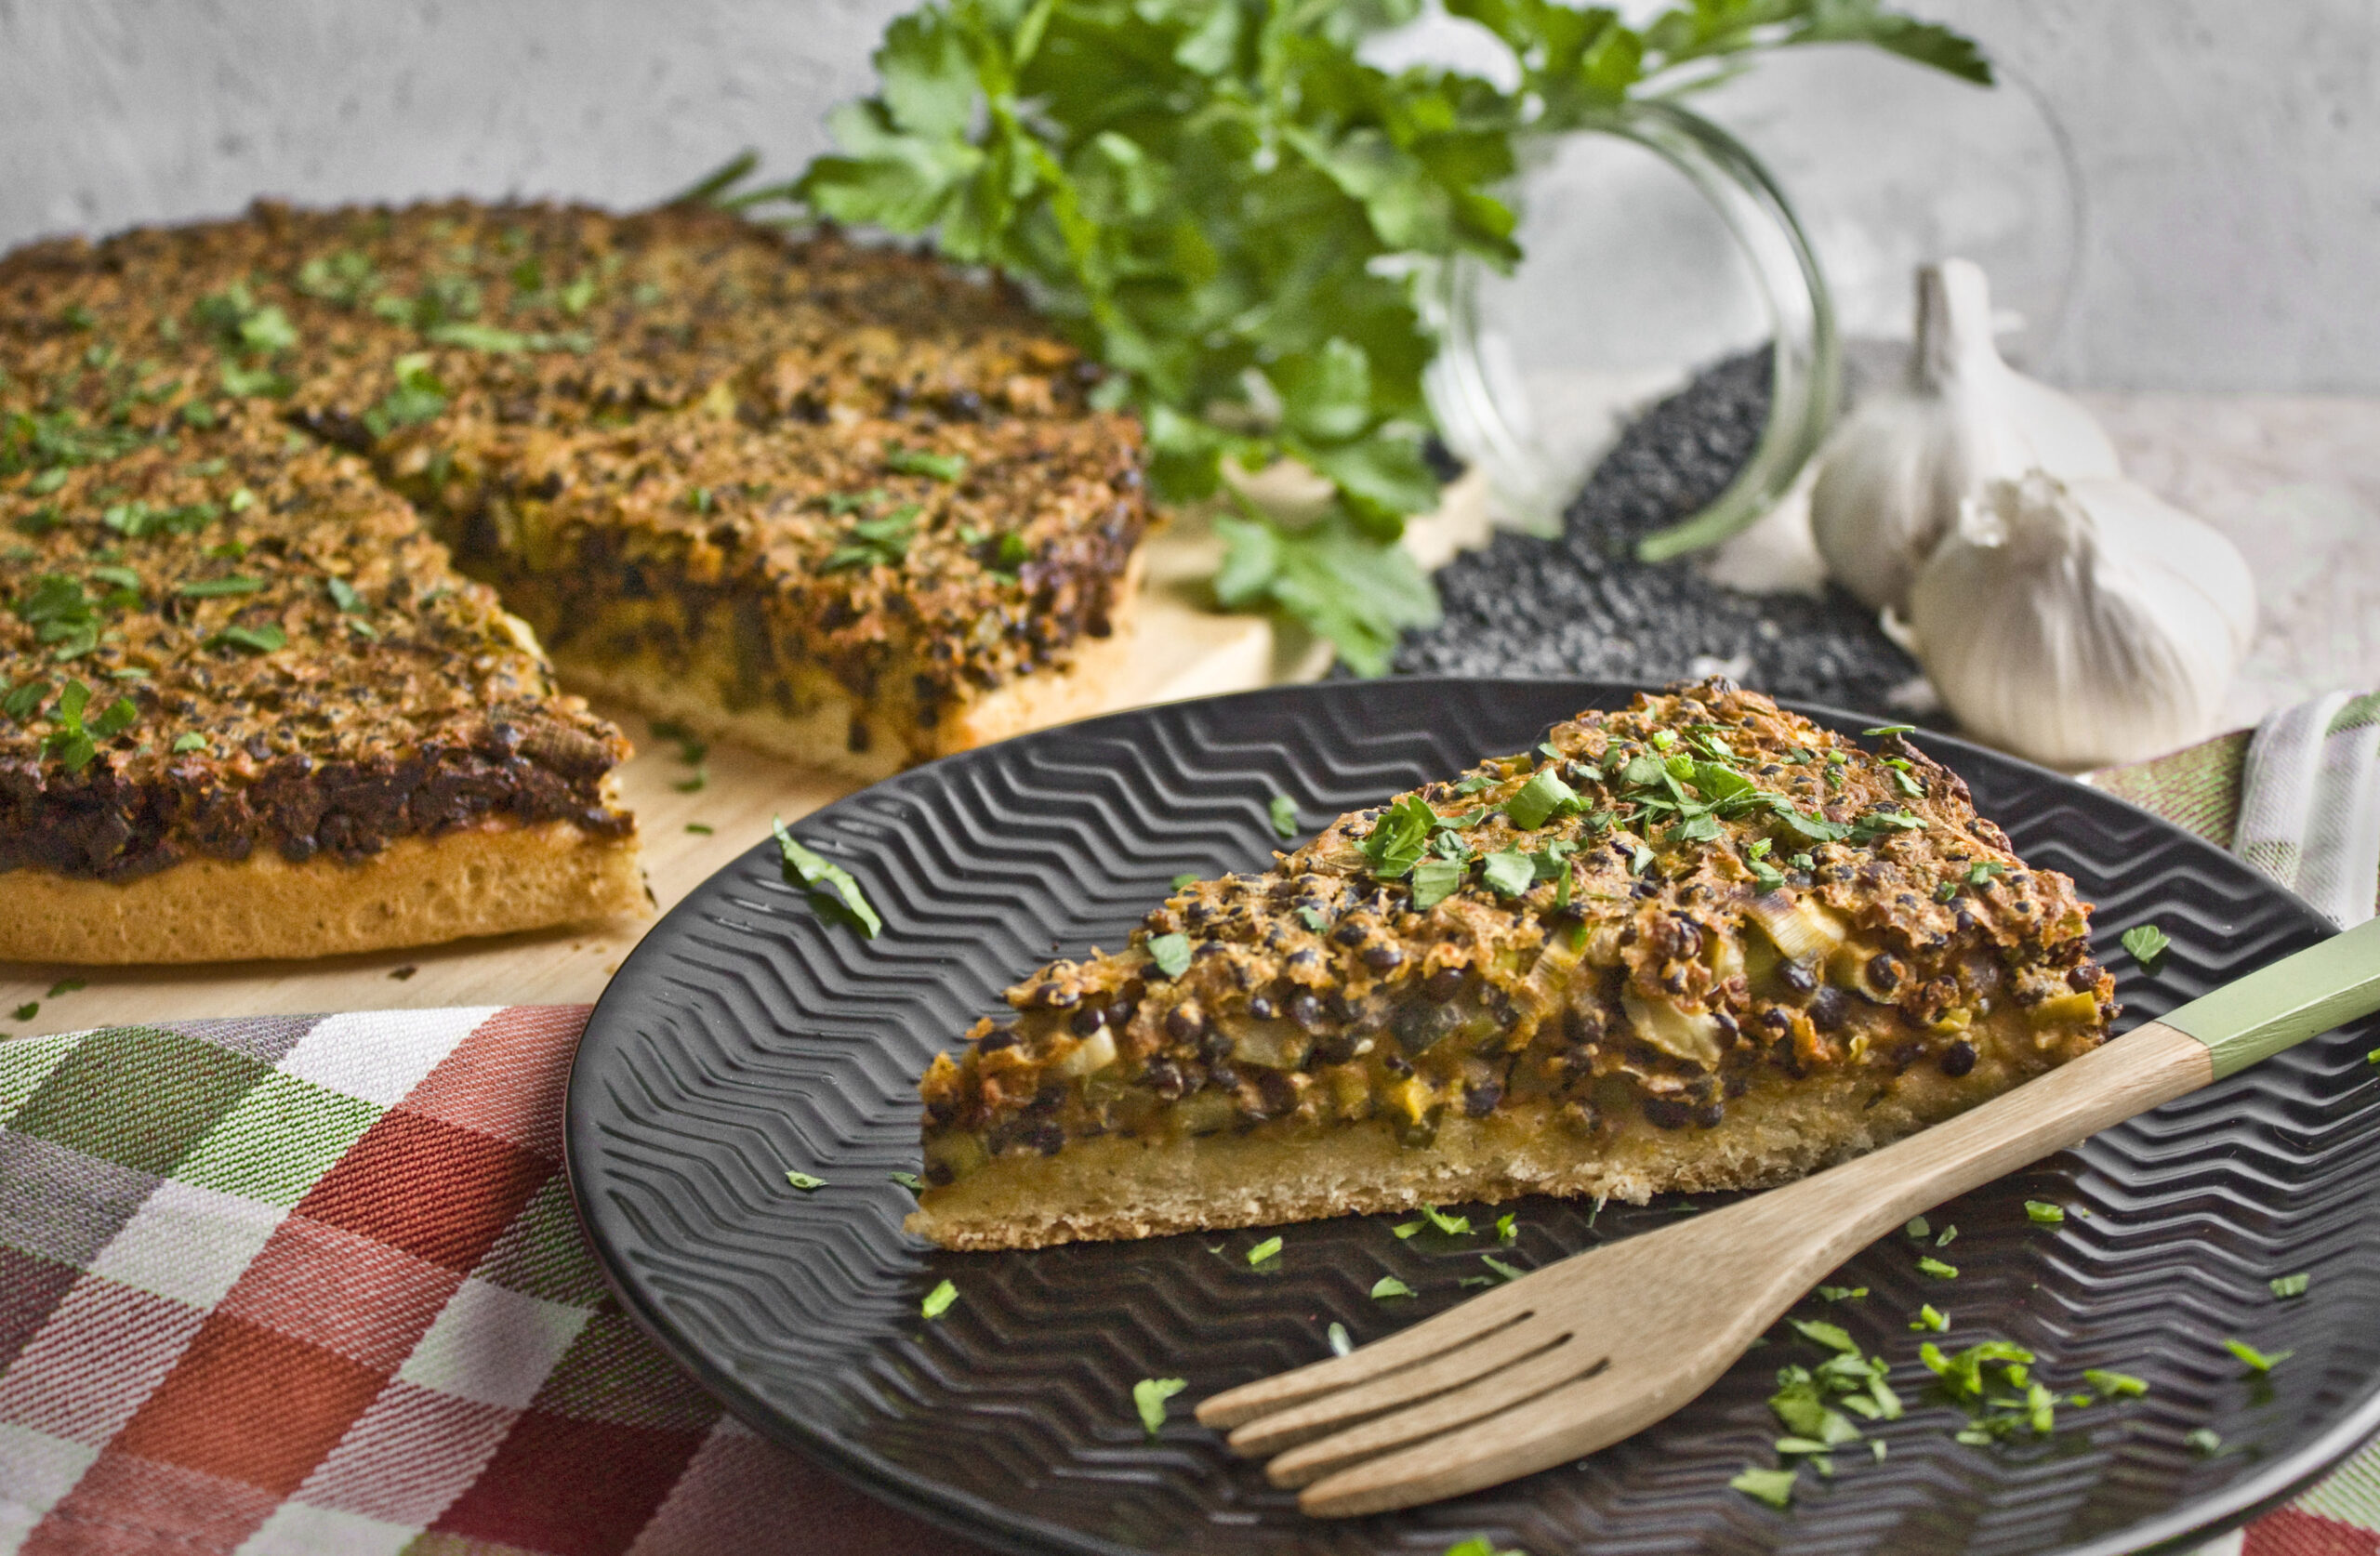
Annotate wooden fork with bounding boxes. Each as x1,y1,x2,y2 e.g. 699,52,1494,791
1198,917,2380,1517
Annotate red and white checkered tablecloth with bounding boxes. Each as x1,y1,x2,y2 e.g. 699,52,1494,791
0,1004,2372,1555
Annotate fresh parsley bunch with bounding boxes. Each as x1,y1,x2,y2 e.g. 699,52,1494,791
790,0,1987,671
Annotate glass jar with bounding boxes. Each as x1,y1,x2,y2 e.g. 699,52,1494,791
1423,99,1837,561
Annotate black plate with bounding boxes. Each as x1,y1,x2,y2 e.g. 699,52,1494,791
565,680,2380,1556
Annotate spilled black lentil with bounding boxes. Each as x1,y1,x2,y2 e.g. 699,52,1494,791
1393,349,1922,714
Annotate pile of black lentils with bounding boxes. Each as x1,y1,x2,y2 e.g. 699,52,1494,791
1389,349,1921,714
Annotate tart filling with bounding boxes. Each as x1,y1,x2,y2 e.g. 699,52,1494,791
912,679,2114,1249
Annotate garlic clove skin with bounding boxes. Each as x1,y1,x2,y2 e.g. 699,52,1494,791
1811,258,2121,613
1908,472,2258,770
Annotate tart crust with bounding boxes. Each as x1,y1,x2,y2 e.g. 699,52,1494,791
0,817,644,965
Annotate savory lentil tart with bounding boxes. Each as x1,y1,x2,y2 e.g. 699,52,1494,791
910,679,2116,1250
1,197,1146,960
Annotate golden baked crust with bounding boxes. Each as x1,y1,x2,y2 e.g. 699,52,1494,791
0,817,643,964
911,679,2117,1249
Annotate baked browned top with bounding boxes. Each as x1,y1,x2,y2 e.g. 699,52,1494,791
919,679,2114,1175
0,401,629,880
2,198,1147,876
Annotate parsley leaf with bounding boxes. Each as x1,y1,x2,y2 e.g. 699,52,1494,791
1370,1275,1416,1299
789,0,1981,660
2122,923,2170,968
1146,932,1192,978
2024,1201,2066,1225
920,1279,958,1319
1246,1235,1283,1267
1729,1465,1797,1509
2270,1272,2310,1299
772,816,882,937
1268,793,1299,838
1133,1377,1187,1438
1917,1256,1959,1280
883,442,966,481
2083,1369,2149,1398
1504,768,1580,830
1479,849,1537,897
2225,1338,2291,1373
1409,856,1466,910
785,1169,827,1192
1328,1322,1354,1356
1359,794,1437,880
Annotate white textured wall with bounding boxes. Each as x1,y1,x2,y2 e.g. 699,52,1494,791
1,0,2373,391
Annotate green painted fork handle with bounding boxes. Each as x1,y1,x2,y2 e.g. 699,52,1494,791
2162,916,2380,1079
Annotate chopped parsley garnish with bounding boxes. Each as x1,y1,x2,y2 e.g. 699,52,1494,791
1480,850,1536,897
1173,873,1201,890
1911,1304,1949,1332
1246,1236,1283,1267
1268,794,1299,838
9,1002,36,1022
4,679,51,720
889,1171,925,1193
1443,1538,1526,1556
1369,1275,1416,1299
1729,1465,1797,1509
1967,862,2004,887
1132,1377,1187,1438
326,575,367,614
1496,1212,1517,1244
1848,808,1926,843
1327,1322,1353,1356
772,816,882,938
1409,857,1465,910
1504,768,1580,830
1391,1220,1422,1239
920,1279,959,1319
2024,1201,2066,1225
1905,1217,1930,1239
2083,1369,2149,1398
822,503,922,572
883,442,966,481
784,1169,827,1192
1935,1224,1958,1247
1864,724,1918,737
1358,794,1436,879
1629,842,1656,877
1419,1204,1472,1236
2225,1338,2291,1373
2122,923,2170,968
1816,1286,1867,1303
1479,1254,1526,1283
171,732,206,754
40,679,139,771
46,979,86,998
2185,1427,2223,1457
362,353,450,436
1917,1257,1959,1279
683,822,714,836
2270,1272,2309,1299
674,766,708,794
1788,1318,1857,1354
1146,932,1191,978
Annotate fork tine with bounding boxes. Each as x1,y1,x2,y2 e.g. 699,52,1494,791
1195,1281,1539,1429
1224,1317,1577,1457
1291,1360,1682,1517
1263,1335,1608,1488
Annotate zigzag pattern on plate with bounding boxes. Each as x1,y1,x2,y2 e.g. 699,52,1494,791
568,680,2380,1556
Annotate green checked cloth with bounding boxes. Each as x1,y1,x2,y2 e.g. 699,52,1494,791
1,692,2378,1556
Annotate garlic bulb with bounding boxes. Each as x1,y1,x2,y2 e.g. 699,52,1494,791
1811,258,2121,612
1908,472,2258,769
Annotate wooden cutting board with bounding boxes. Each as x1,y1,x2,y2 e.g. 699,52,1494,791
0,490,1490,1037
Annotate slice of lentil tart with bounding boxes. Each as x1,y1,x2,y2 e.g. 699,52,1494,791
910,679,2116,1250
0,404,640,963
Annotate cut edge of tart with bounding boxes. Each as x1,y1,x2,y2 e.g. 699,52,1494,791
0,807,643,964
907,679,2117,1251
